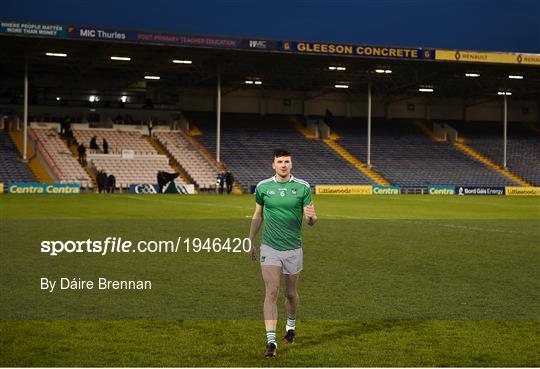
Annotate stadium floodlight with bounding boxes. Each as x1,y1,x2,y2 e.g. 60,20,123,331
144,76,160,80
497,91,512,96
45,52,67,57
110,56,131,61
328,66,337,70
334,84,349,89
419,87,434,92
56,97,61,101
89,95,99,102
329,66,346,71
245,77,262,85
508,75,523,79
465,73,480,77
172,59,193,64
120,95,128,103
375,69,392,74
336,66,346,71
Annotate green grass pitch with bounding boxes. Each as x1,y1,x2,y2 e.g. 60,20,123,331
0,193,539,366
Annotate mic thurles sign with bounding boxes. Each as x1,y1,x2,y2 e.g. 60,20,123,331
68,26,127,40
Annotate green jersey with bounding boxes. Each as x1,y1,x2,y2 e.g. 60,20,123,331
255,175,312,251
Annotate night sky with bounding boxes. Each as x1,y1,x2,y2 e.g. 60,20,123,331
4,0,540,53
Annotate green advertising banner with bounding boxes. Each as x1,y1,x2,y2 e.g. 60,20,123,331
0,21,67,37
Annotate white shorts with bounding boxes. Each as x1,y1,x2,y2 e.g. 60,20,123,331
260,244,303,275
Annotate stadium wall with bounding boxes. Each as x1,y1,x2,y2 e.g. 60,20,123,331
464,100,537,122
2,105,183,124
2,90,538,123
215,90,537,122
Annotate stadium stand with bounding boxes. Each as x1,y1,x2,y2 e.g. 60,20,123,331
330,118,519,187
0,132,36,186
88,154,180,189
154,131,218,190
71,127,185,189
187,112,376,191
29,128,93,188
445,121,540,186
72,129,156,155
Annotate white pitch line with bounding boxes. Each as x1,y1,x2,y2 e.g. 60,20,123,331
124,195,252,209
393,196,540,208
402,219,539,237
124,195,150,201
316,216,539,237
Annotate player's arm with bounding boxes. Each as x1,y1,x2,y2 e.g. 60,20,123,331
248,203,263,260
304,203,317,226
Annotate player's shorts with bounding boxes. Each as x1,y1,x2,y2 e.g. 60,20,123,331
260,244,303,275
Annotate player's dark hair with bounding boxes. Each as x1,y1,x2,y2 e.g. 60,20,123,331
273,148,291,159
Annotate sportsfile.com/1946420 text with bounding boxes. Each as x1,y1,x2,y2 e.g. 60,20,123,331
40,237,252,256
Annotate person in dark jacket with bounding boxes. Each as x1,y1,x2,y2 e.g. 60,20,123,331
147,119,153,137
102,138,109,154
97,170,107,193
60,120,67,137
66,128,74,146
77,144,86,165
90,135,99,150
106,174,116,193
225,171,234,194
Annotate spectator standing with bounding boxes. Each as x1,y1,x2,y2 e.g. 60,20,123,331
225,171,234,194
147,119,153,137
97,171,107,193
90,135,98,150
216,172,224,194
107,174,116,193
77,144,86,165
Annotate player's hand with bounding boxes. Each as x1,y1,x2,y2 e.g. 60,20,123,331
248,244,258,261
304,203,316,219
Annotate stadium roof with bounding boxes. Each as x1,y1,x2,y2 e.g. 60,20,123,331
1,21,539,104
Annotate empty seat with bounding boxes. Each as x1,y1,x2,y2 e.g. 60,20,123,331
29,128,92,187
0,132,36,186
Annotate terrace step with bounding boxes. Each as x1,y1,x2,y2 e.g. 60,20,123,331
323,138,391,186
9,130,52,183
454,141,530,187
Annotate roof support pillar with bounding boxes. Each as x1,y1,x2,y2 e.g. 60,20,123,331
503,94,508,169
23,60,29,162
216,65,221,163
367,80,372,168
